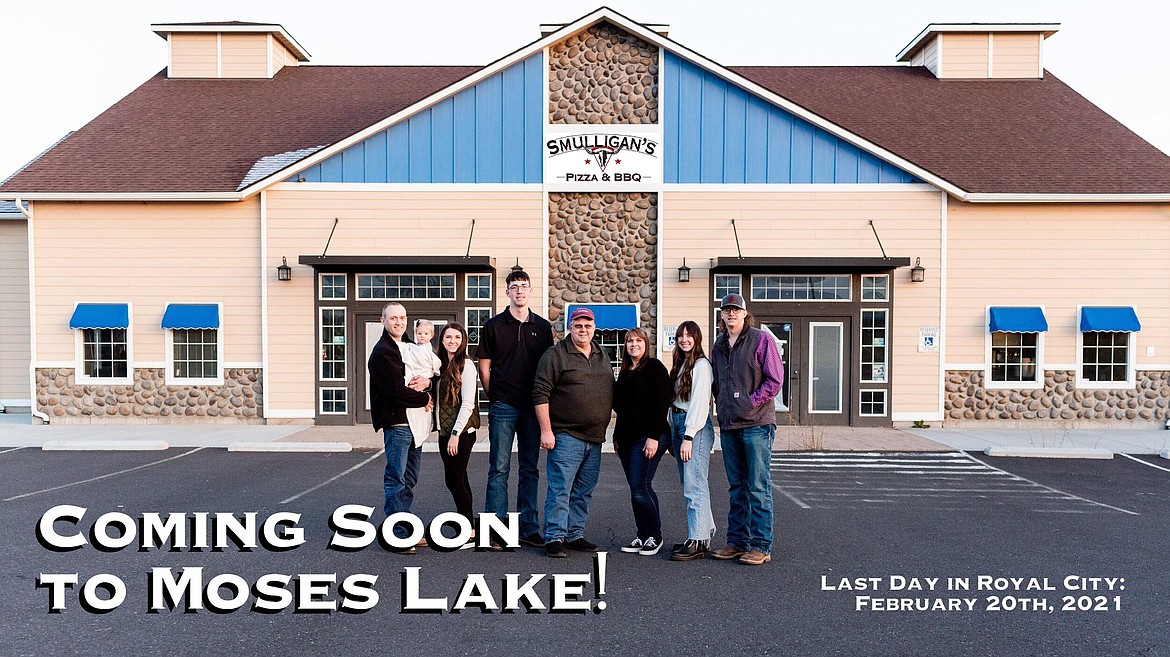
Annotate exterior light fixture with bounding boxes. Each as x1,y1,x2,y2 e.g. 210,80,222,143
678,258,691,283
277,257,292,282
511,258,524,273
910,257,925,283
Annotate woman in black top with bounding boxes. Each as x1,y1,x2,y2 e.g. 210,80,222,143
612,327,672,556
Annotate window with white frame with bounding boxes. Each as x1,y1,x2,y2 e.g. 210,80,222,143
320,388,347,414
171,329,219,380
356,274,455,300
714,274,741,301
861,275,889,301
319,273,346,300
466,274,492,301
466,308,492,347
1081,332,1131,384
860,390,887,416
751,275,851,301
320,308,346,380
596,329,628,374
860,310,887,383
991,332,1040,384
82,329,128,379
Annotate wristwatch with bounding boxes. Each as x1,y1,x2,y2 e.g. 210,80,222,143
683,435,693,441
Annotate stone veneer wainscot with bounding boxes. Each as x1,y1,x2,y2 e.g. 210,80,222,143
36,368,263,423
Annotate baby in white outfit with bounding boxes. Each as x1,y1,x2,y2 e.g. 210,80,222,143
401,320,441,447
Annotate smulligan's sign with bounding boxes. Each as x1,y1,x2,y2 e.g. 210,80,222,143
545,125,662,190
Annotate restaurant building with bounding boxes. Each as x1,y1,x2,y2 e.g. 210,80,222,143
2,8,1169,428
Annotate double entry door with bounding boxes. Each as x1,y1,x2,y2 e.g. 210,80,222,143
354,312,454,425
759,316,853,426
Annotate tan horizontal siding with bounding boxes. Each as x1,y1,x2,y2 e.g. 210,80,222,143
264,189,545,411
939,33,989,78
0,220,31,400
32,201,262,364
661,190,944,414
220,34,268,78
946,200,1170,368
992,33,1041,78
169,33,218,78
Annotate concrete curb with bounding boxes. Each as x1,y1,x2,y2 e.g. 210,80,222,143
227,442,352,453
1161,450,1169,460
984,446,1113,459
41,440,169,451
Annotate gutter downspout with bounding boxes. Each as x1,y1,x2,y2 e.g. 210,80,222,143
16,198,50,424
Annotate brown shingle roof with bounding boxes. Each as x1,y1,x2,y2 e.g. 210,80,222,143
5,62,1169,196
730,65,1170,195
0,66,481,194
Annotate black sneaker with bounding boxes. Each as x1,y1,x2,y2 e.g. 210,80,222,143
519,533,546,548
638,537,662,556
546,541,567,558
670,539,709,561
620,537,644,553
565,538,599,552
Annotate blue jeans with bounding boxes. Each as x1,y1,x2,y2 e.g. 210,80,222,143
383,425,421,539
543,432,601,543
671,412,716,541
616,437,666,540
485,401,542,537
720,424,775,553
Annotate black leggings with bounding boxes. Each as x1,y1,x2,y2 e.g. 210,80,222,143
438,430,478,522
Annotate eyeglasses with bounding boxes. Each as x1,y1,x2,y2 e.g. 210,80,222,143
720,307,745,315
507,283,532,292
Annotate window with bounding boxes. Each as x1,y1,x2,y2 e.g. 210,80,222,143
1081,332,1131,385
714,274,741,301
860,310,887,383
320,388,347,414
171,329,219,381
861,275,889,301
319,274,346,300
751,275,851,301
320,308,346,380
991,332,1039,384
82,329,128,379
466,308,492,347
356,274,456,300
466,274,492,300
595,329,628,376
860,390,887,416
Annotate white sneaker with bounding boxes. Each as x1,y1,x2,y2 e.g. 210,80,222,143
638,537,662,556
620,537,644,553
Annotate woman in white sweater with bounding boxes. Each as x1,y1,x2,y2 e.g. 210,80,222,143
667,320,716,561
433,323,480,537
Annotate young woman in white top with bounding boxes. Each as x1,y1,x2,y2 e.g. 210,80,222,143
433,323,481,538
667,320,716,561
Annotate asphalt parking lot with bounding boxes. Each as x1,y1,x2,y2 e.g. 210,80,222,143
1,447,1167,657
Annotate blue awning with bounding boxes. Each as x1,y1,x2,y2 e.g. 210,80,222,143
1079,307,1141,333
161,304,220,330
565,304,638,330
988,307,1048,333
69,303,129,329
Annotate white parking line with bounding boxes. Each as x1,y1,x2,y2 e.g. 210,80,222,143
0,446,27,455
1119,453,1170,474
281,449,385,504
960,452,1138,516
2,447,205,502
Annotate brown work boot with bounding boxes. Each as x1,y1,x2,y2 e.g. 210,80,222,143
708,545,748,560
739,549,771,565
416,537,429,549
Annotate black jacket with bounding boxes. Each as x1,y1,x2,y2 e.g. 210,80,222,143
368,329,431,432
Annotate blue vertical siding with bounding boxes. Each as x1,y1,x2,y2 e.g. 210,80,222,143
663,51,915,184
292,53,543,183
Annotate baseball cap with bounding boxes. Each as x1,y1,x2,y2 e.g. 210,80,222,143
569,307,595,323
720,293,747,310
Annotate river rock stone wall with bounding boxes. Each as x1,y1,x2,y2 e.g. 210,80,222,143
945,370,1169,426
36,368,263,423
548,192,657,348
548,22,658,124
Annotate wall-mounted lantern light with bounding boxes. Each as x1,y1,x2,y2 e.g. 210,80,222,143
277,257,292,282
678,258,691,283
910,257,925,283
511,257,524,273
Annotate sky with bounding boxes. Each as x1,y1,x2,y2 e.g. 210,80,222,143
2,0,1168,181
